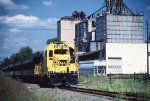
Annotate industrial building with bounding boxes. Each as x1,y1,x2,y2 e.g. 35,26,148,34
57,16,80,44
75,0,144,53
106,44,149,74
75,17,96,52
57,0,149,76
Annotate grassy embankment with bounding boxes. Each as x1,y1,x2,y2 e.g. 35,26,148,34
1,75,150,101
0,76,32,101
78,75,150,98
0,76,59,101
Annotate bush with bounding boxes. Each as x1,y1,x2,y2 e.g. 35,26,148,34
0,76,32,101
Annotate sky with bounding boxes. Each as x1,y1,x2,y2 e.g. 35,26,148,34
0,0,150,59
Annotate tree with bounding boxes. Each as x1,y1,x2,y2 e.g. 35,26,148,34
79,11,86,20
46,38,57,45
72,11,79,19
0,57,10,67
9,46,33,62
9,53,21,62
19,46,33,59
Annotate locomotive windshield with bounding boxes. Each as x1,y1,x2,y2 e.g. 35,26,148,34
54,49,69,55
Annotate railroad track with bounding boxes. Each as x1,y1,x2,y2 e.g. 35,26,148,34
60,86,150,101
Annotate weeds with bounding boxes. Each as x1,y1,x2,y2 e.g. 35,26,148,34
79,75,150,98
0,76,60,101
0,76,32,101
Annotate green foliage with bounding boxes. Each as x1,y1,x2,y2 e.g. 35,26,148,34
32,89,58,101
0,46,32,67
19,46,33,58
46,38,57,45
0,76,58,101
9,46,33,62
9,53,20,62
79,75,150,98
0,57,10,67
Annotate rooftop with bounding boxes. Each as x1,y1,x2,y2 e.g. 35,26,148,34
61,16,78,20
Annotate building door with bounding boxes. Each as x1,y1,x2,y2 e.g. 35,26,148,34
107,57,122,74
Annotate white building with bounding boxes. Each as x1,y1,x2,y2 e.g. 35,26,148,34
93,43,150,75
57,16,80,44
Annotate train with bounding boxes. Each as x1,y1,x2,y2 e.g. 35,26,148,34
2,41,78,86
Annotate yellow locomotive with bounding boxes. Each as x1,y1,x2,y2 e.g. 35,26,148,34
3,41,78,86
35,41,78,85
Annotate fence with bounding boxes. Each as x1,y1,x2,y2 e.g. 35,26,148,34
107,72,149,84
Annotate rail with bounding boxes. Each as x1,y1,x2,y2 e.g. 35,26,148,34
60,86,150,101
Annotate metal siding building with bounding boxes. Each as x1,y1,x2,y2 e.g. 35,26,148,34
75,22,85,52
75,18,96,52
96,15,144,43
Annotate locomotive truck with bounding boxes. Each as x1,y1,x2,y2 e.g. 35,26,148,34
2,41,78,86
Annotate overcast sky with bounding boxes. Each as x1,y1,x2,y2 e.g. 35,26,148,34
0,0,150,58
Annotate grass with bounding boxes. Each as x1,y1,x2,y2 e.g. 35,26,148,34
31,89,58,101
2,75,150,101
0,76,68,101
78,75,150,98
0,76,32,101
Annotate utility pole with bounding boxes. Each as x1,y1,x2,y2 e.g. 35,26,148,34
147,20,149,77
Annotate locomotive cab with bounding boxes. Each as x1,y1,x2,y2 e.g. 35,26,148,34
44,42,78,86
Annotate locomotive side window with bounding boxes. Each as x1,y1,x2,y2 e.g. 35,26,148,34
69,48,75,63
49,50,53,57
45,50,47,58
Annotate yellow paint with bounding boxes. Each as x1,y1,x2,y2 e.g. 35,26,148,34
34,63,42,76
45,42,78,75
33,41,78,78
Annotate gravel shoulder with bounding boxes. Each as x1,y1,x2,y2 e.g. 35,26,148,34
23,83,122,101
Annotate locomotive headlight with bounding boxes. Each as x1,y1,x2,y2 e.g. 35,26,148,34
57,45,59,48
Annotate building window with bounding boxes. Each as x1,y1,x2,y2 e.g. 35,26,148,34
92,21,96,27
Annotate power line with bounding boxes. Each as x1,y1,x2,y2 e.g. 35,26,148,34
20,28,75,30
19,28,150,30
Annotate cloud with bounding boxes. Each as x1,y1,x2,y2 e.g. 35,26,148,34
0,14,59,28
9,28,21,33
147,6,150,10
0,14,58,54
2,35,27,49
38,18,59,28
47,18,58,23
0,14,39,27
43,0,55,6
33,39,42,44
0,0,29,10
